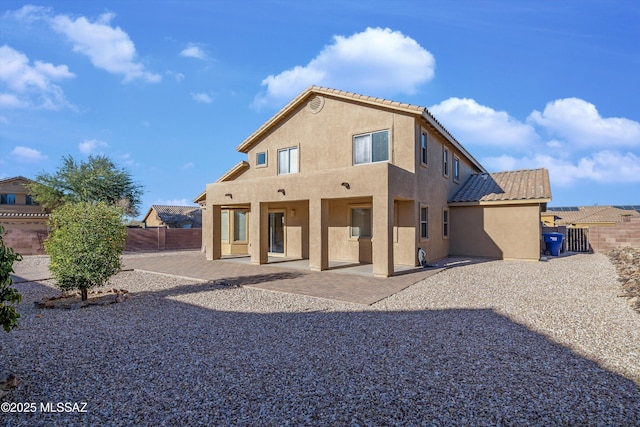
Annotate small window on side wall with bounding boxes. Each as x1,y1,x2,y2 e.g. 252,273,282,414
420,131,428,166
443,209,449,238
256,151,267,168
420,206,429,240
453,156,460,182
443,147,449,178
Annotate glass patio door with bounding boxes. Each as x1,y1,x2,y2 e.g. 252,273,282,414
268,211,285,254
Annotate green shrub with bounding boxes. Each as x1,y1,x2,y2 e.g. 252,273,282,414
0,226,22,332
45,202,127,301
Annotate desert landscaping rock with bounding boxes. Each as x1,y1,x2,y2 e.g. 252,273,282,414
1,252,639,426
607,246,640,312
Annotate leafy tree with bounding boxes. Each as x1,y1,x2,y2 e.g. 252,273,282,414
45,202,127,301
28,155,143,216
0,226,22,332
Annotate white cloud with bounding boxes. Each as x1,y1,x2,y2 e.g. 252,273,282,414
79,139,108,155
429,98,539,149
180,44,206,60
255,27,435,107
0,93,29,109
483,150,640,186
528,98,640,149
11,146,46,162
191,92,212,103
4,5,51,22
182,162,194,169
166,70,185,82
50,12,160,83
0,45,75,110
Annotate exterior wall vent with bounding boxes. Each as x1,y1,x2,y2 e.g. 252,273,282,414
308,95,325,113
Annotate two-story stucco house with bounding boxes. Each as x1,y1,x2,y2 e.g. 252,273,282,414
201,86,551,277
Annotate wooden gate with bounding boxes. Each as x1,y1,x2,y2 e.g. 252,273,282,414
566,227,590,252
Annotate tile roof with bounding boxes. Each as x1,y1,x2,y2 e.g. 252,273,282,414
545,205,640,225
149,205,202,227
0,176,32,184
449,168,552,204
0,212,49,218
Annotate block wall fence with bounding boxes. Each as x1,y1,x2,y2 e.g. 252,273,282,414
589,217,640,253
2,228,202,256
3,219,638,256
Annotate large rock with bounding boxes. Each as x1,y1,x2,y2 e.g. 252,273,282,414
0,370,18,398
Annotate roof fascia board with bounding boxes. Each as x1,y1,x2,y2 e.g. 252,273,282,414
420,111,486,173
449,198,551,207
216,161,249,182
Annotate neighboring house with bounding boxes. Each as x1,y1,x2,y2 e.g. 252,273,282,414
201,86,552,277
0,176,49,231
143,205,202,229
542,206,640,227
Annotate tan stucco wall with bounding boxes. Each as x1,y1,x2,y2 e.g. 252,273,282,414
203,92,487,275
449,204,542,260
145,211,164,227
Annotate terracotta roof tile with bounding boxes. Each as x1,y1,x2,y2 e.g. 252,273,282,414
449,168,552,204
545,206,640,225
151,205,202,227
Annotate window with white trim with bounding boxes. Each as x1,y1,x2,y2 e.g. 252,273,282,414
453,155,460,182
256,151,267,167
420,206,429,240
353,130,389,165
443,209,449,238
221,210,229,243
350,207,372,238
420,131,428,165
443,147,449,177
278,147,298,175
233,210,248,242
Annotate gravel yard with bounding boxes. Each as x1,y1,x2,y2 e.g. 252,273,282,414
1,253,639,426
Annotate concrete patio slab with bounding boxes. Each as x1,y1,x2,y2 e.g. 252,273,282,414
122,251,445,305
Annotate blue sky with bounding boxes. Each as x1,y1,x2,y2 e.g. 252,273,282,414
1,0,639,218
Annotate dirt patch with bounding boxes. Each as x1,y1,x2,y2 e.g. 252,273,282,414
34,288,130,310
607,247,640,313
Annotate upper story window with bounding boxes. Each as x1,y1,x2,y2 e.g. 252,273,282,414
420,131,428,166
353,130,389,165
25,195,38,205
453,155,460,182
278,146,299,175
0,194,16,205
256,151,267,168
443,147,449,178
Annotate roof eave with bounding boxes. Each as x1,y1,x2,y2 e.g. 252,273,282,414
449,197,552,207
420,110,487,173
216,161,250,182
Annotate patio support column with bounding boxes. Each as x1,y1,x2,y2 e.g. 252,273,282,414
250,201,268,265
373,194,394,277
207,204,221,260
309,198,329,271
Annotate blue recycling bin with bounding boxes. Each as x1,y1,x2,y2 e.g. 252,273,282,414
543,232,564,256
